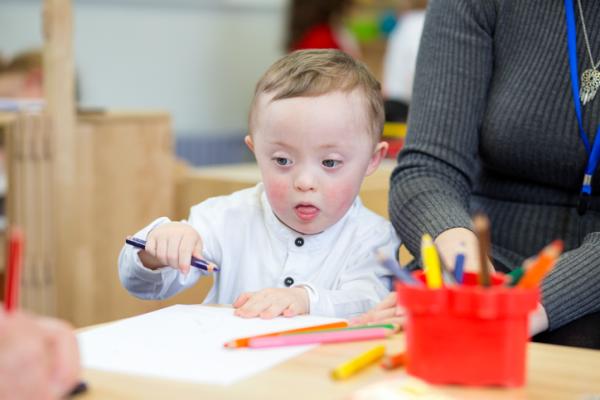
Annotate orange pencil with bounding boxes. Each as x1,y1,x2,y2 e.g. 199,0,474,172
381,351,407,370
224,321,348,348
4,227,24,312
517,240,564,289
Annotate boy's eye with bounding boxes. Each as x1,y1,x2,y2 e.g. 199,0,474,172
274,157,291,166
322,159,340,168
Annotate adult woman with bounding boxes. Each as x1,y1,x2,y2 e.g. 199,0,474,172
359,0,600,348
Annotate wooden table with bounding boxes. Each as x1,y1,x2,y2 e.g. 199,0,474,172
79,331,600,400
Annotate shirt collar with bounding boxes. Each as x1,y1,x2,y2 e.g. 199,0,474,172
258,183,360,252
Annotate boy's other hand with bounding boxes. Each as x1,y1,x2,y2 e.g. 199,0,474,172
233,288,309,318
349,292,405,327
139,222,203,274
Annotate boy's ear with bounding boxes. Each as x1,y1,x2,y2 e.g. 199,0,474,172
244,135,255,153
365,141,388,176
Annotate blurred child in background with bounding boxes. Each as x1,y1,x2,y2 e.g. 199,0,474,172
0,50,43,99
286,0,361,58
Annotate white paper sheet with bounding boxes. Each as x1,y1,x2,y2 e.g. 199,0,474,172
78,305,344,385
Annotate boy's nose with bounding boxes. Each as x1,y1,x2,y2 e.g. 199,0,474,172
294,172,316,192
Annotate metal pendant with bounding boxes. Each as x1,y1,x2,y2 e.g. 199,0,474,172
580,68,600,105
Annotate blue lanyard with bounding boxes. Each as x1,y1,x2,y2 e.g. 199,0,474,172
565,0,600,214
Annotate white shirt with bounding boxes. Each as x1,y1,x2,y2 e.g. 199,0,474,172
383,10,426,102
118,183,400,318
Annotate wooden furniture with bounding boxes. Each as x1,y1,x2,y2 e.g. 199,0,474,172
176,159,396,220
80,328,600,399
68,111,176,327
2,107,218,327
2,111,56,315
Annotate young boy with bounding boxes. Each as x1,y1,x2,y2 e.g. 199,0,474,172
119,49,400,319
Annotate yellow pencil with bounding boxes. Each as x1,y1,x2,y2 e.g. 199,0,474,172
331,345,386,380
421,234,442,289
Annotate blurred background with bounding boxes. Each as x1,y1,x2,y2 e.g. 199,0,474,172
0,0,425,166
0,0,426,327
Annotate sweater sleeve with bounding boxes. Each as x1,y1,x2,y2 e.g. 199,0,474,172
389,0,496,256
541,232,600,330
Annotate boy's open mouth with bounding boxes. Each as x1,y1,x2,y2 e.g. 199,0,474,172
294,204,320,221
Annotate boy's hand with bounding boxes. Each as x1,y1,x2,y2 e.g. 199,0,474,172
138,222,203,274
233,288,309,318
350,292,405,327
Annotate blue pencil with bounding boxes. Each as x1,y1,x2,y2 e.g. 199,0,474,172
125,237,219,272
454,252,465,284
375,251,422,286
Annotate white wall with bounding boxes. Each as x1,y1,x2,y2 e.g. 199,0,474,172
0,0,287,137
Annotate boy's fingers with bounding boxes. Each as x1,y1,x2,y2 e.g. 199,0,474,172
283,303,298,317
375,292,397,310
179,235,196,272
259,301,289,319
236,294,271,318
192,237,204,260
370,307,400,324
166,236,182,270
145,236,157,257
155,237,168,265
233,292,253,308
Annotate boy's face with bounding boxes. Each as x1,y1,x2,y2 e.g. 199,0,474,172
246,90,387,235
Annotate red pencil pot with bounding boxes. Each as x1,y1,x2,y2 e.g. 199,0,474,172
396,271,539,387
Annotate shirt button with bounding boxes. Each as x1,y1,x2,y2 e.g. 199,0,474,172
284,277,294,287
295,237,304,247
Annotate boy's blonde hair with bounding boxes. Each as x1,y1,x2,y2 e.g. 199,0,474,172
249,49,384,140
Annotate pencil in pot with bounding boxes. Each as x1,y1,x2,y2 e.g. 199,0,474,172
125,237,219,272
453,247,465,284
375,250,422,286
473,213,492,287
420,234,442,289
516,240,563,289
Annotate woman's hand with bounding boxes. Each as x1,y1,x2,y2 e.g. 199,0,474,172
434,227,494,273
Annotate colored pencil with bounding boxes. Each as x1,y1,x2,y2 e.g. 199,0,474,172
375,251,422,286
434,242,457,286
453,251,465,284
507,257,534,286
331,345,386,380
473,214,492,287
517,240,564,289
381,351,407,370
4,227,24,312
125,237,219,272
224,321,348,348
248,327,392,348
421,234,442,289
294,323,399,335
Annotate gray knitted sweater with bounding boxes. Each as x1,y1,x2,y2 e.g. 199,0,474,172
390,0,600,330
